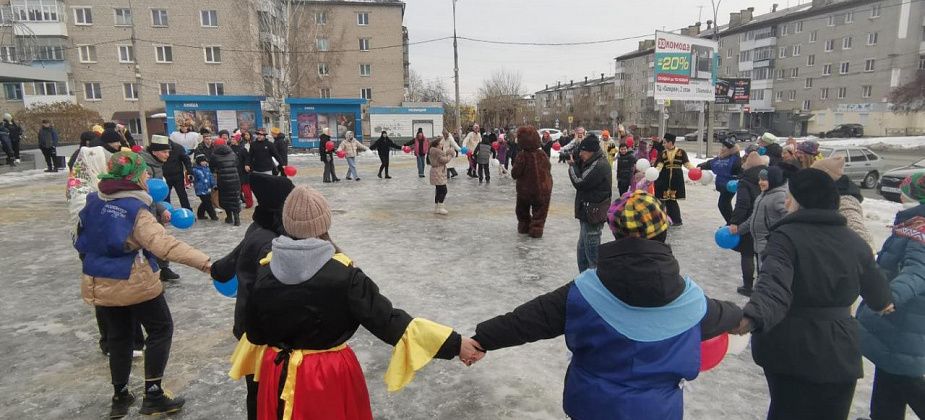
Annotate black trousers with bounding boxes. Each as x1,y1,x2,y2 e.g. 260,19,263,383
665,200,682,224
197,194,217,219
477,163,490,182
95,306,144,353
11,137,19,159
96,294,173,387
166,178,192,210
245,374,258,420
617,179,631,196
323,160,338,182
435,185,447,203
718,189,736,224
378,154,390,176
738,233,756,289
870,368,925,420
40,146,57,169
764,371,856,420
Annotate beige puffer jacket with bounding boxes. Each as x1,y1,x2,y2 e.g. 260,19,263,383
80,191,210,307
839,195,875,252
336,137,369,158
428,144,454,186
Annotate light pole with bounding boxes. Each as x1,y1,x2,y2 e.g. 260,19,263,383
452,0,461,136
706,0,722,157
128,0,148,145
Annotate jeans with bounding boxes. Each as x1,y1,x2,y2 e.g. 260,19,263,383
416,155,426,176
322,159,338,182
870,367,925,420
345,157,358,179
96,294,174,387
577,221,604,273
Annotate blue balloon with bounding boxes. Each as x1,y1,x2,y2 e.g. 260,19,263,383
147,178,169,202
158,201,173,213
758,146,767,156
170,208,195,229
213,275,238,298
726,180,739,193
715,226,741,249
460,147,469,155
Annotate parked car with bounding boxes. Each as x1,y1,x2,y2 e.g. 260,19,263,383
538,128,562,141
822,124,864,138
683,130,706,142
877,157,925,202
728,129,760,142
817,146,885,189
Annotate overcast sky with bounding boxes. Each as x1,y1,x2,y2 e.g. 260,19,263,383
404,0,786,102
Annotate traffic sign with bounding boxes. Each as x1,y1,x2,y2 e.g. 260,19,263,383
568,116,574,123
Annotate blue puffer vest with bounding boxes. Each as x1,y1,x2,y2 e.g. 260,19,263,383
75,193,158,279
563,270,705,420
858,205,925,376
710,153,740,190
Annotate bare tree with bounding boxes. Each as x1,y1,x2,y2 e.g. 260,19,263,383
405,69,448,103
889,70,925,114
15,103,102,146
477,69,524,128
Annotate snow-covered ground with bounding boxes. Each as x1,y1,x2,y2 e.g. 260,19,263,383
0,154,913,419
798,135,925,151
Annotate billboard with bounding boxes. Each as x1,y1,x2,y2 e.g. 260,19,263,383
653,31,718,101
715,78,751,104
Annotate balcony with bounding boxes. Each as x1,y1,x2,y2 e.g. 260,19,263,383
740,36,777,53
753,58,774,68
738,60,754,72
751,79,774,90
1,4,68,37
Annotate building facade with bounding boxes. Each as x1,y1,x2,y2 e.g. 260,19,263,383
534,74,617,132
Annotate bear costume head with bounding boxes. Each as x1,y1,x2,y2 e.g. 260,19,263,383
517,125,541,151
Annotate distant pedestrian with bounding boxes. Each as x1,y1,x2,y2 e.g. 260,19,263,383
428,135,455,215
654,133,695,225
210,138,243,226
191,154,218,221
473,133,494,183
370,130,401,179
405,129,430,178
193,129,215,162
37,119,60,172
229,132,254,208
270,127,289,177
443,128,461,178
614,143,635,196
337,131,368,181
568,134,612,272
248,128,283,176
319,128,339,183
463,124,482,177
169,123,201,151
697,139,742,223
3,113,22,163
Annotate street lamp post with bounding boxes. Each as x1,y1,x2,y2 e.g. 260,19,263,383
452,0,461,136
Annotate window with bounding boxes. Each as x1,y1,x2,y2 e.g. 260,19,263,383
208,82,224,96
791,68,799,78
809,30,817,43
315,11,327,24
151,9,168,27
3,83,22,100
821,88,829,100
200,10,217,27
861,85,872,98
114,8,132,26
84,82,101,100
779,47,787,59
77,45,96,63
845,11,854,24
155,45,172,63
867,32,878,45
775,91,783,102
825,39,834,52
777,68,786,79
317,62,328,75
316,38,328,52
840,62,850,74
117,45,134,63
792,45,801,56
802,100,811,111
12,0,59,22
204,46,221,63
34,45,63,61
789,90,796,101
842,36,852,49
159,82,176,95
726,48,732,59
920,55,925,70
0,46,15,63
864,59,875,72
361,88,372,100
837,87,847,99
358,38,370,51
750,89,765,100
359,64,371,77
827,15,836,26
356,12,368,26
126,119,142,136
807,54,815,66
73,7,92,25
123,82,138,100
805,78,813,88
795,21,803,33
871,4,881,18
753,67,770,80
823,64,833,76
739,51,750,62
319,88,331,98
780,24,789,36
33,81,65,95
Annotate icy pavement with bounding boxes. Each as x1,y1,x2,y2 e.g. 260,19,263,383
0,153,909,419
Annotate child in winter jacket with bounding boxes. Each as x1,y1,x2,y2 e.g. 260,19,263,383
614,143,636,196
473,134,495,183
735,166,787,258
469,191,742,420
192,154,218,220
697,139,742,223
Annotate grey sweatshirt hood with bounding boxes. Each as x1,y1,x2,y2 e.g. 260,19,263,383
269,236,336,285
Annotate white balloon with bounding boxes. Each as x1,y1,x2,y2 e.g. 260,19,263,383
635,158,651,172
700,171,714,185
644,167,660,182
727,333,750,355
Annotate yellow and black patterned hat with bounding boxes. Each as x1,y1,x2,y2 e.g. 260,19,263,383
607,190,670,239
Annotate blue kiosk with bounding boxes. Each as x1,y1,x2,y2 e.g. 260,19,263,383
286,98,366,149
162,95,265,134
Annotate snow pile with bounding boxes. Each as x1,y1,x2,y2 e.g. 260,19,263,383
0,169,65,187
862,198,905,249
803,136,925,151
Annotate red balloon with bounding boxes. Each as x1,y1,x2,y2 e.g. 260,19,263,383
700,332,729,372
336,150,346,159
492,142,500,151
283,165,297,177
552,142,562,151
688,167,703,181
325,141,335,152
402,145,411,154
465,150,473,157
130,145,143,153
67,177,79,188
626,137,635,148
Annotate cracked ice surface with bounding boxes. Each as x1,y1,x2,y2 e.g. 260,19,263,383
0,153,903,419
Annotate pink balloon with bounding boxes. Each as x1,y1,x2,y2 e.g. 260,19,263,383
688,167,703,181
67,178,79,188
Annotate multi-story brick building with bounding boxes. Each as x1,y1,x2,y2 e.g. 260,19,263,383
533,74,618,132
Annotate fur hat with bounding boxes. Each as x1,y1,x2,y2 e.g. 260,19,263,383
99,129,124,145
797,140,819,156
282,185,332,239
579,134,601,153
103,122,117,131
199,127,212,136
149,135,171,151
758,132,779,145
789,168,839,210
742,151,766,170
664,133,676,142
516,126,541,151
608,191,670,239
811,156,845,180
900,172,925,205
270,127,281,136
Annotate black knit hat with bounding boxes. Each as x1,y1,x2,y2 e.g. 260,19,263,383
100,129,124,145
251,173,295,211
721,138,736,149
103,122,117,130
579,134,601,153
664,133,676,142
789,168,839,210
760,166,785,190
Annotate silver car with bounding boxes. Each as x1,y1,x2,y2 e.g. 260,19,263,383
818,146,885,189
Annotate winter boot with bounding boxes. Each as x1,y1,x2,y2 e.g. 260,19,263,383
159,267,180,281
138,386,185,416
434,204,441,214
225,214,233,224
109,389,135,419
233,212,240,227
528,227,544,239
517,221,529,234
436,203,449,215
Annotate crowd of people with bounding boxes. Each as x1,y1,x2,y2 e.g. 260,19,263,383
55,119,925,420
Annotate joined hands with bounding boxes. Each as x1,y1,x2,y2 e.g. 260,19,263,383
459,337,485,367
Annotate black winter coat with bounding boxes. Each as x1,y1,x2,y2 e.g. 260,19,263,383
369,135,401,157
230,144,250,184
273,134,289,166
568,150,613,221
744,209,892,382
729,165,764,226
162,140,192,182
473,238,743,350
319,134,333,162
248,140,281,173
193,142,214,163
209,145,242,212
4,121,22,142
615,151,636,183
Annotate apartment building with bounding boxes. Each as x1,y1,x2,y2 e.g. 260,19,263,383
534,74,617,131
0,0,408,139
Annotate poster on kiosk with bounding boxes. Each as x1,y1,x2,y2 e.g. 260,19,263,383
653,31,718,101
